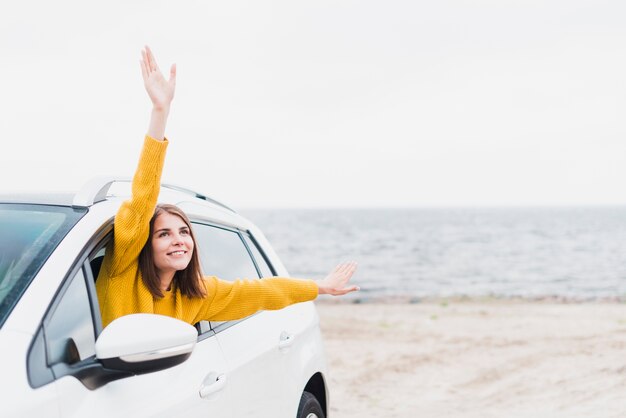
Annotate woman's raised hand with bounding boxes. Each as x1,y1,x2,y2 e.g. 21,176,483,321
140,46,176,112
317,261,359,296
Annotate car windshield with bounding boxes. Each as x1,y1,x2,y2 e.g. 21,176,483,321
0,204,87,328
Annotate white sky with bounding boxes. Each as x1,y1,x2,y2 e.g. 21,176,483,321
1,0,626,208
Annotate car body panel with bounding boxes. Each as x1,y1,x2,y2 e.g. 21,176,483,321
1,330,62,417
53,335,229,417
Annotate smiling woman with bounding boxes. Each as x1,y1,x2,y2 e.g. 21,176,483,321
94,46,359,329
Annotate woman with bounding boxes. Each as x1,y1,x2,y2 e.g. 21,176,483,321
96,46,359,328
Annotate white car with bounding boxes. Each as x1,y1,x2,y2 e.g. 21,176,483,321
0,178,329,418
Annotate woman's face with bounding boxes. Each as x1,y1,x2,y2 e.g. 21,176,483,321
151,212,195,276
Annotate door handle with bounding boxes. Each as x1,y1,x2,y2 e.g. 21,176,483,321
199,373,228,399
278,331,295,350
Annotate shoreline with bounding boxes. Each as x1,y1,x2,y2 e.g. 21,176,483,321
316,300,626,418
316,294,626,305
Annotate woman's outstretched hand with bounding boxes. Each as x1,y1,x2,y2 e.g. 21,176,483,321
140,46,176,111
317,261,359,296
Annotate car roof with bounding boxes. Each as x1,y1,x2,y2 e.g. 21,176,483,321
0,193,76,206
0,178,245,229
0,178,233,210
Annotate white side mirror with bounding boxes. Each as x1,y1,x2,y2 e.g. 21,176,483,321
96,314,197,373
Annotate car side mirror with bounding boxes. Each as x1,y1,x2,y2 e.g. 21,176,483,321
96,313,197,374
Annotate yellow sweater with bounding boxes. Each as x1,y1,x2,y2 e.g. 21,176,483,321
96,136,319,328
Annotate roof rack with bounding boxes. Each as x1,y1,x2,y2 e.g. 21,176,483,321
72,176,235,213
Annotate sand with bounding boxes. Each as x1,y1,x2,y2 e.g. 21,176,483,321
315,300,626,418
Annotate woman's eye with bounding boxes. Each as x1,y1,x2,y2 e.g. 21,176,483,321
159,232,168,237
181,230,189,235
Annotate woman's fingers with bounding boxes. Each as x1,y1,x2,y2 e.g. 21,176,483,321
336,263,347,275
331,261,358,293
141,49,150,72
140,59,148,82
337,261,357,280
142,45,162,75
169,63,177,84
145,45,158,72
339,263,350,274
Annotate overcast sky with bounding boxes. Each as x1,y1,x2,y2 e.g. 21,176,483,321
1,1,626,208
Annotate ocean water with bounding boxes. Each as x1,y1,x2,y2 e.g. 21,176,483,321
241,208,626,301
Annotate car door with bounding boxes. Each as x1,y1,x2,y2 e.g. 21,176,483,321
32,238,233,418
192,222,294,417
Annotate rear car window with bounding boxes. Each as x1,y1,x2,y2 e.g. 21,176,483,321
0,204,87,328
192,223,260,280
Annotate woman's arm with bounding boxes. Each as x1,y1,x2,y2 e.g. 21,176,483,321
105,46,176,277
194,262,359,322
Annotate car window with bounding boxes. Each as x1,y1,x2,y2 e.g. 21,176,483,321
28,228,107,388
192,223,260,280
89,242,108,283
45,268,96,366
0,204,87,329
242,233,275,278
192,223,261,331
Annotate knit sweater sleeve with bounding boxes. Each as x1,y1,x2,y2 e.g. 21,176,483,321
196,276,319,322
107,136,169,277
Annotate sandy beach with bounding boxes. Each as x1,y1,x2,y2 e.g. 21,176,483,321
316,300,626,418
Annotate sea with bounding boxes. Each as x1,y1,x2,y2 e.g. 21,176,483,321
241,207,626,301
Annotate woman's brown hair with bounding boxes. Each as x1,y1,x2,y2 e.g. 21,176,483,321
138,204,206,299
